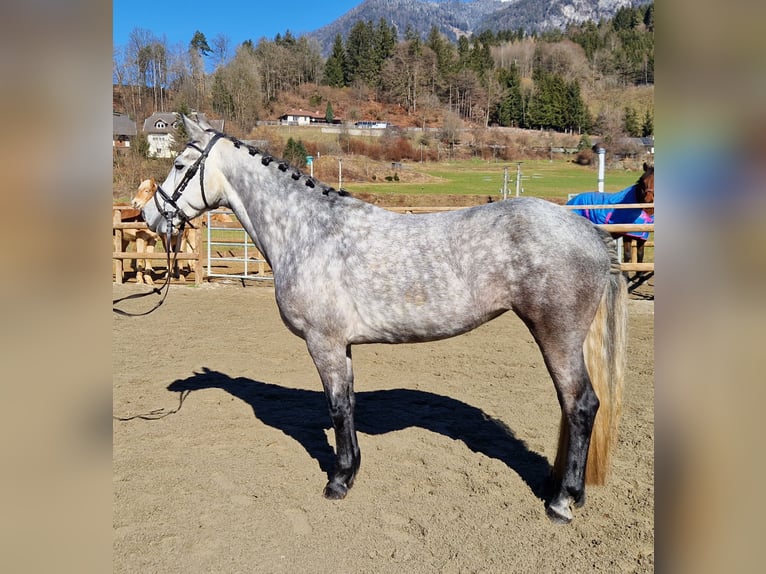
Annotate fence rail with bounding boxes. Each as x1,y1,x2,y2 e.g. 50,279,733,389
112,206,203,285
205,210,272,281
113,200,653,283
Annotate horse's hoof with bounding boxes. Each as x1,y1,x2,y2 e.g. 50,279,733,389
323,482,348,500
546,501,573,524
573,491,586,508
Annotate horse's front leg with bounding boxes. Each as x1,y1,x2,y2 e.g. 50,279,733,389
306,337,361,499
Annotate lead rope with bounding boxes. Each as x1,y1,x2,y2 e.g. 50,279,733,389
113,389,191,421
112,215,188,317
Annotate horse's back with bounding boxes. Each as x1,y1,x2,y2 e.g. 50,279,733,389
299,198,615,344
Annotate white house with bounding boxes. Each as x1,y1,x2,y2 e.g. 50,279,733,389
142,112,224,158
278,109,341,126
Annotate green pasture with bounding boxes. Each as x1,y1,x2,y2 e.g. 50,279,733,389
346,158,641,201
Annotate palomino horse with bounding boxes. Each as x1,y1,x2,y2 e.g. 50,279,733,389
114,203,161,285
566,164,654,268
141,116,628,524
131,178,197,280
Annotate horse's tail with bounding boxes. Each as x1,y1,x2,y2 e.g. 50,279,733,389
554,231,628,485
584,232,627,484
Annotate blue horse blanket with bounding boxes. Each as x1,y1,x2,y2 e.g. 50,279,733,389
566,185,654,240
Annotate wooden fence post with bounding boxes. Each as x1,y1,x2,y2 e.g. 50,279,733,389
113,209,123,284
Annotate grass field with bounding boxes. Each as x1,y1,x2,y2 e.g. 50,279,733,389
345,158,641,201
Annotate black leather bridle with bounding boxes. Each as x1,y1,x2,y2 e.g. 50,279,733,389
153,131,224,222
113,132,223,317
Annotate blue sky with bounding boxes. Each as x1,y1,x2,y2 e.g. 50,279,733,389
113,0,360,50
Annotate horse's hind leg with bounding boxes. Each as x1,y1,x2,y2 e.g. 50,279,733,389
547,357,599,524
306,338,361,500
518,310,599,524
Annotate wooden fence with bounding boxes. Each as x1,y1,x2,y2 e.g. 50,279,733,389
113,201,653,284
563,202,654,273
112,206,204,285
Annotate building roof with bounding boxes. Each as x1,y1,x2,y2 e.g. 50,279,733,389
142,111,224,134
279,109,323,118
113,112,137,136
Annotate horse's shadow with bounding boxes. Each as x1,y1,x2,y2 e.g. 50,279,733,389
167,367,553,500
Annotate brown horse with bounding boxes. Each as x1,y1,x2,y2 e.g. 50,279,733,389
567,163,654,266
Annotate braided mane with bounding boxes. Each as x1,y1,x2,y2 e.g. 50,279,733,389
214,131,350,198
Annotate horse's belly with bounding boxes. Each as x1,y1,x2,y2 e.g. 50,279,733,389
350,296,505,344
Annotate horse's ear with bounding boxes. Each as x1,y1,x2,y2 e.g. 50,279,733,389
643,162,648,172
182,114,209,141
196,115,214,131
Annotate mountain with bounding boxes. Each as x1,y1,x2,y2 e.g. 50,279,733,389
476,0,644,34
309,0,649,55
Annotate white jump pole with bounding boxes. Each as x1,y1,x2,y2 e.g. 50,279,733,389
597,146,606,193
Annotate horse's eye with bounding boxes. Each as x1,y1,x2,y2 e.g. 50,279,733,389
174,163,184,171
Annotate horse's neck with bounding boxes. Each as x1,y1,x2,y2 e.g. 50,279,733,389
616,185,639,203
635,182,647,203
220,155,327,267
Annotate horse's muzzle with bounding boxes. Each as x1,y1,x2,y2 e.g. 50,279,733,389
141,206,173,236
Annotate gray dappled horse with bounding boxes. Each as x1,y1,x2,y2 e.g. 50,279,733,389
141,116,628,524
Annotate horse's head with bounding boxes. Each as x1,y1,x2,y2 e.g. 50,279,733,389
131,178,157,210
638,162,654,216
142,115,226,235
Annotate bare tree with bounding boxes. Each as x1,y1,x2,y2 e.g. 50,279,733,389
212,44,263,132
440,110,464,156
211,34,231,70
381,42,438,115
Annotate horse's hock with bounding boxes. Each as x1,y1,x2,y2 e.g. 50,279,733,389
112,206,204,285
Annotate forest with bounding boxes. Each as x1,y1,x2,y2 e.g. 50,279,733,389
113,4,653,145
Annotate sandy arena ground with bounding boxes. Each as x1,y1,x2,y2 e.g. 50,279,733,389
113,282,653,573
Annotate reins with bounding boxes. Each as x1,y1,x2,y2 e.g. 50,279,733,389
112,132,222,317
112,217,189,316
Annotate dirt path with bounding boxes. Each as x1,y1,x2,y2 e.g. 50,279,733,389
113,283,654,573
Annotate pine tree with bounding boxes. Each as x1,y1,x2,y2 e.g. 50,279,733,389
345,20,377,86
376,19,396,64
643,3,655,31
325,101,334,124
457,36,471,69
641,108,654,136
494,65,523,127
426,25,456,86
577,133,592,151
323,34,347,87
190,31,211,55
613,6,639,31
565,80,591,133
283,137,307,168
471,39,493,80
623,106,640,136
528,69,567,131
